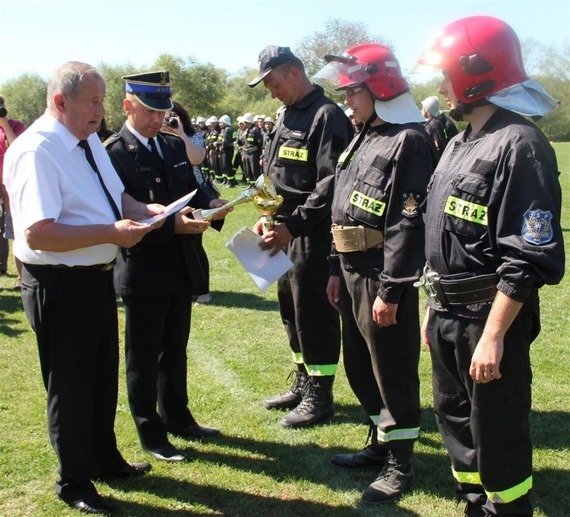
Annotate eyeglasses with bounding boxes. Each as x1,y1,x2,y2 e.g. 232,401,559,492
344,85,367,98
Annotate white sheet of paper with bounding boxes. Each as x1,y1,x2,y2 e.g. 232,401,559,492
225,227,293,292
139,189,197,225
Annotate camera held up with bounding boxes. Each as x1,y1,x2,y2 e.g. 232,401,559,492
0,103,7,118
165,112,178,129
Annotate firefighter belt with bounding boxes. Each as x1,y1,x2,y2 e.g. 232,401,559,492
414,264,499,306
331,224,384,252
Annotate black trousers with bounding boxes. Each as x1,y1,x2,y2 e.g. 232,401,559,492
241,152,260,183
339,263,421,449
427,290,539,515
278,227,340,373
21,264,126,501
0,205,8,272
122,290,195,449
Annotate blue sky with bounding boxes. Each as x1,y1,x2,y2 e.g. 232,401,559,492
1,0,568,84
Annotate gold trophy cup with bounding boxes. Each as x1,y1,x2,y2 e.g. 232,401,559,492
193,174,283,232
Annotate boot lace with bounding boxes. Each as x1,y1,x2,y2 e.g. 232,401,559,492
280,369,306,396
292,381,318,415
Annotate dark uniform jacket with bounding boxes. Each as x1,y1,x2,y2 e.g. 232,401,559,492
105,126,218,296
424,116,448,156
242,125,263,155
437,113,459,141
425,108,565,318
331,122,438,303
264,85,353,237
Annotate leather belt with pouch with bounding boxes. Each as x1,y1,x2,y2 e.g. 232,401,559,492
331,224,384,252
414,264,498,306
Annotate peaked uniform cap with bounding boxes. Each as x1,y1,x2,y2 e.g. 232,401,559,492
123,70,173,111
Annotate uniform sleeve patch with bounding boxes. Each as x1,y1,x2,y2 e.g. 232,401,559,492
522,209,554,245
402,192,422,218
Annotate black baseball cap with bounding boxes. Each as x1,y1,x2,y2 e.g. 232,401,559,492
248,45,296,87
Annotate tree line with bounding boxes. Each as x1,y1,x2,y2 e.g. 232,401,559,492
2,19,568,141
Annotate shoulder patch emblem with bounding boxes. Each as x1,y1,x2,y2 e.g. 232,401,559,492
402,192,422,218
522,209,553,245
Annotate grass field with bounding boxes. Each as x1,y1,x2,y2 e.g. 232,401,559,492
0,143,568,516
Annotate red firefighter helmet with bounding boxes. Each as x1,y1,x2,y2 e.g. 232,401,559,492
316,43,409,101
417,16,528,104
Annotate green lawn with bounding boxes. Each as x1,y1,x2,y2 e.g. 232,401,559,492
0,143,568,516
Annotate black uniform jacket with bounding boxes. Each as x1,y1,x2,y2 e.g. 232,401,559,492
425,108,565,317
331,122,438,303
264,85,353,237
106,126,219,296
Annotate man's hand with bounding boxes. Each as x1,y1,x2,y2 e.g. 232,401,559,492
208,198,232,221
256,222,293,256
469,291,522,384
326,275,341,311
372,296,398,327
470,334,503,384
174,206,210,234
112,219,154,248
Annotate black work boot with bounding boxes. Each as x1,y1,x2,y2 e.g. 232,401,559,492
362,448,414,503
263,368,308,410
279,375,335,429
331,426,387,468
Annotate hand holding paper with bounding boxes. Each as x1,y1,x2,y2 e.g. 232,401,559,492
226,227,293,292
139,189,197,225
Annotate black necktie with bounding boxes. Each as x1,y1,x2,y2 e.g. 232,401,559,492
78,140,122,221
148,137,162,160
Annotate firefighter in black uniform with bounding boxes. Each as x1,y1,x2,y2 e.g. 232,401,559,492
416,16,565,516
205,117,220,182
217,115,236,187
249,46,352,429
420,96,448,157
421,95,458,156
105,71,228,463
240,112,263,185
313,44,438,503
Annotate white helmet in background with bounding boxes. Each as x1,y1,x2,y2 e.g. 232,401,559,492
264,116,274,124
219,114,232,126
242,112,254,124
196,116,207,124
209,115,219,124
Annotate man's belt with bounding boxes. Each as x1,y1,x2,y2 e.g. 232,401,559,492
331,224,384,253
414,264,498,306
26,262,115,272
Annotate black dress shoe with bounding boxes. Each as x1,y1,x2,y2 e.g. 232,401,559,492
168,423,221,439
144,444,188,462
66,494,113,515
110,461,152,478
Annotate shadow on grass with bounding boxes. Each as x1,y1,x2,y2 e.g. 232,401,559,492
106,480,424,516
0,287,26,338
531,410,570,449
205,290,279,311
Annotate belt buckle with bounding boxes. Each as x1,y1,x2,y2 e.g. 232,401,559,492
414,265,446,304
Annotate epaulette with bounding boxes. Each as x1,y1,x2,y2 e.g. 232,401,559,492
103,132,121,148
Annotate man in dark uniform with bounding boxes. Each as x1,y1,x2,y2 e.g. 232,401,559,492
420,96,448,156
240,112,263,185
106,71,227,463
217,115,236,187
314,44,438,503
249,46,352,429
205,116,221,183
421,95,458,156
416,16,565,516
